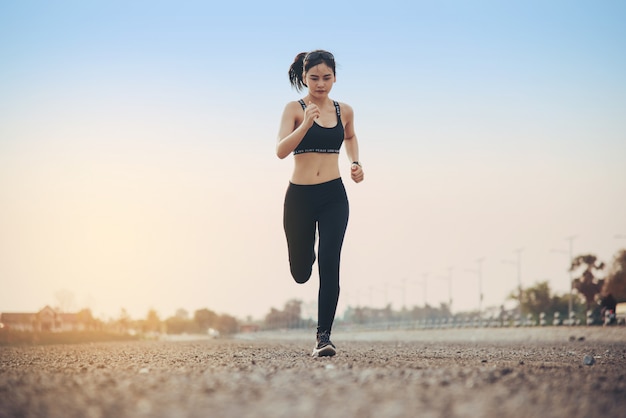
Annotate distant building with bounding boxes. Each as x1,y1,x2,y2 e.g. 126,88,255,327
239,323,260,333
0,306,86,332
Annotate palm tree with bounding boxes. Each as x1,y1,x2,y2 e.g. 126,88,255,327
603,249,626,302
570,254,605,311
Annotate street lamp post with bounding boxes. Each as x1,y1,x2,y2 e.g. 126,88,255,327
477,258,484,319
466,258,485,323
566,236,576,325
445,267,454,312
410,274,428,308
502,248,523,319
410,273,428,307
436,267,454,317
550,236,577,325
401,278,407,310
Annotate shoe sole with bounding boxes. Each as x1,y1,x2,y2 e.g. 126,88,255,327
311,345,336,357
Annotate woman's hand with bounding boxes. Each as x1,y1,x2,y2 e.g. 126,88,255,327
351,162,364,183
302,101,320,129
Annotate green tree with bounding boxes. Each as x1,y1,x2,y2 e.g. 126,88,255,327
164,308,195,334
570,254,605,311
283,299,302,327
175,309,189,320
508,281,582,321
194,308,218,332
215,314,239,335
264,299,303,329
144,309,162,333
117,308,132,333
551,293,573,317
603,249,626,302
76,308,97,331
511,281,552,316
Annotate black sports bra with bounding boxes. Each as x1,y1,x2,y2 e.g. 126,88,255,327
293,99,344,155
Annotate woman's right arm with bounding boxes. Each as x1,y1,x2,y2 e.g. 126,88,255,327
276,102,315,159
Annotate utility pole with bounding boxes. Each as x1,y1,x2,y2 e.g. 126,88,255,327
401,277,407,310
437,267,454,313
515,248,523,319
446,267,453,313
502,248,523,319
551,236,577,325
422,273,428,307
466,258,485,322
566,236,576,325
410,274,429,308
477,258,484,319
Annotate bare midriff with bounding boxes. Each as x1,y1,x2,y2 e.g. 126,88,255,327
291,153,341,185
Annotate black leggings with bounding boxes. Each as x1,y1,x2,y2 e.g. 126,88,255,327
283,178,349,334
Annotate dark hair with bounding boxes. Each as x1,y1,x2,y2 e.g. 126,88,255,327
288,50,336,92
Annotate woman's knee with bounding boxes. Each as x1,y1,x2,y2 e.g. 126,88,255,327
290,263,312,284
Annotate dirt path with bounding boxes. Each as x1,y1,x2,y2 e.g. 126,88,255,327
1,327,625,418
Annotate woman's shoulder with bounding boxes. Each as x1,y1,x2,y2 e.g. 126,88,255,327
281,100,305,117
335,101,354,117
283,99,306,112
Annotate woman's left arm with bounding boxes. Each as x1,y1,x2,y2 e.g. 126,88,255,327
342,103,364,183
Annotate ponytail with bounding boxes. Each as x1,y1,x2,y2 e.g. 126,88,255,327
288,52,307,91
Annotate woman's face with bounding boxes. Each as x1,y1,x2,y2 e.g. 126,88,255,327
304,63,336,98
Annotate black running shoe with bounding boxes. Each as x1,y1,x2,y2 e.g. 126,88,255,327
312,330,336,357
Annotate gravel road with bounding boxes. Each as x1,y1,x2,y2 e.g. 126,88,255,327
1,327,625,418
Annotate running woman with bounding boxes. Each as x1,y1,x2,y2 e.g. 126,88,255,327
276,50,364,357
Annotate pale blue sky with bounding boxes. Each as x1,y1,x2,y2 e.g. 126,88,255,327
1,1,625,320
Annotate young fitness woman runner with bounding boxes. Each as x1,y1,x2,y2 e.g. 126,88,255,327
276,50,364,357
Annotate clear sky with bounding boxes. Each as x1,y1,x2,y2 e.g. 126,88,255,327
1,1,625,322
